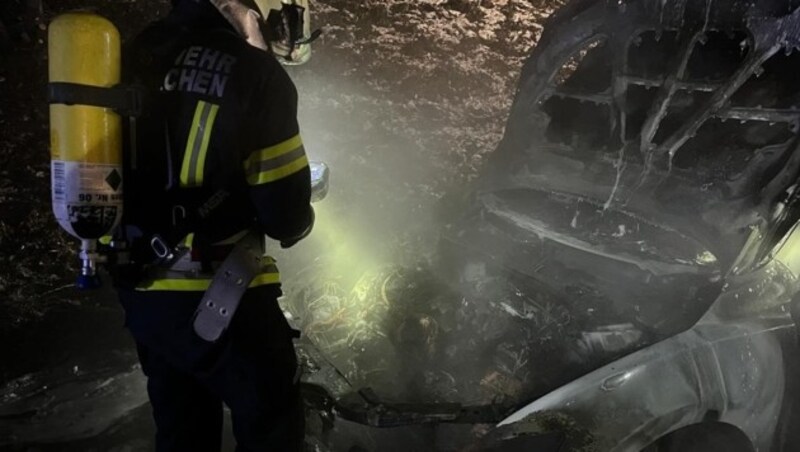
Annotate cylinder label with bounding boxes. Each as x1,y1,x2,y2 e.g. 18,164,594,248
52,160,123,239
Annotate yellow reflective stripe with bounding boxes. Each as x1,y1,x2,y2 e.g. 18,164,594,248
244,134,309,185
250,134,303,162
135,260,280,292
195,104,219,185
250,272,281,286
99,235,112,245
180,101,219,187
183,233,195,247
180,104,204,186
136,273,280,291
246,153,309,185
137,279,212,291
213,230,249,246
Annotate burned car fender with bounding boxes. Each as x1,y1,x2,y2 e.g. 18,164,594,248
495,321,784,452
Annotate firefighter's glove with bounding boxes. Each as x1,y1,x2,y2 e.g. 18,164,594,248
280,206,314,249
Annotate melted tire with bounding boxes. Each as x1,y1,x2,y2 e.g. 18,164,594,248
643,422,755,452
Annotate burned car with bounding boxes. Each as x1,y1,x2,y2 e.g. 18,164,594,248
286,0,800,451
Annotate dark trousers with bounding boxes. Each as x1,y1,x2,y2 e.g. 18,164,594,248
118,285,304,452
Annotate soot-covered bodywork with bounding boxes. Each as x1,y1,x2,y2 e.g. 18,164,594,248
289,0,800,450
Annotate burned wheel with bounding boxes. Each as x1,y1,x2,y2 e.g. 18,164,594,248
641,422,755,452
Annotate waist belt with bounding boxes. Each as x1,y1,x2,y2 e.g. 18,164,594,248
192,231,264,342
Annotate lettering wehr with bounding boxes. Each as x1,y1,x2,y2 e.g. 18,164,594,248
163,46,238,97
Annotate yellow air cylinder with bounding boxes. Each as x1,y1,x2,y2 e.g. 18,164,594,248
48,13,123,242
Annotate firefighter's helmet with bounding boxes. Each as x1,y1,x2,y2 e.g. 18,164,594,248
211,0,319,64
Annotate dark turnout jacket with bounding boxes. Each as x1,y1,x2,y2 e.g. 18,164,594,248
121,3,312,291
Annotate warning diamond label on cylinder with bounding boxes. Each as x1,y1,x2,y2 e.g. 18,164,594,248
106,169,122,191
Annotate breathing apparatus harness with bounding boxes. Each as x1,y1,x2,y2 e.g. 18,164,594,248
48,2,321,341
49,73,239,290
109,64,265,344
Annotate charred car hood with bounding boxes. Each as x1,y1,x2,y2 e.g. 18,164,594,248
291,197,720,408
290,185,723,407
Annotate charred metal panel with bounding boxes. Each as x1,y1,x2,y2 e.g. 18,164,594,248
488,0,800,268
493,321,786,452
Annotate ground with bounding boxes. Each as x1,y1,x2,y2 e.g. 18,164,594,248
0,0,563,450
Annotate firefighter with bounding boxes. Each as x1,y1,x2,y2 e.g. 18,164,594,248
113,0,313,450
